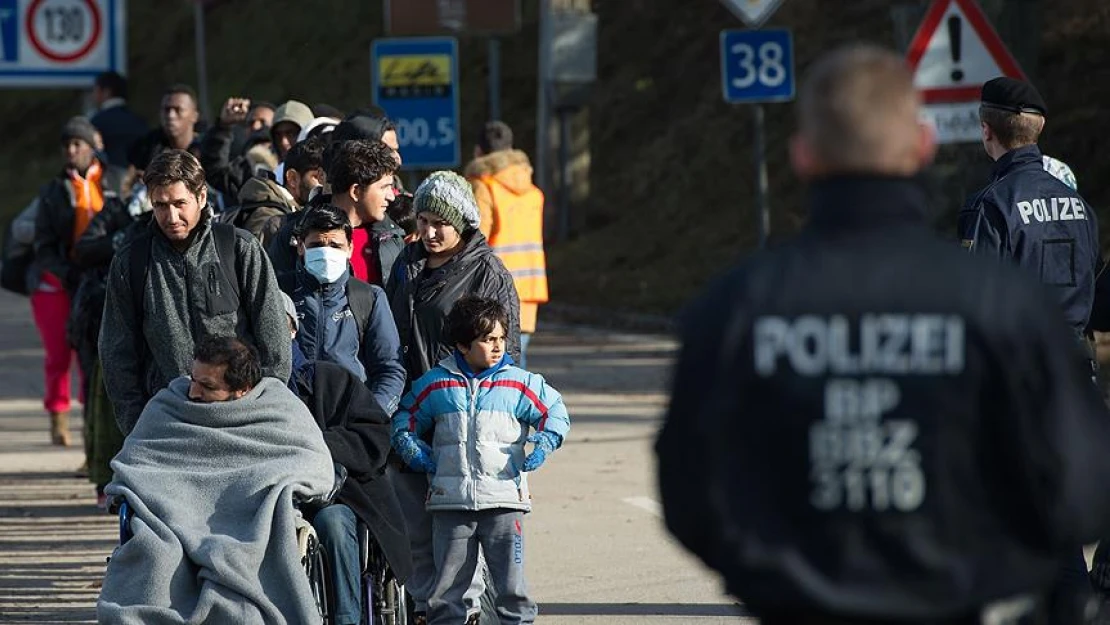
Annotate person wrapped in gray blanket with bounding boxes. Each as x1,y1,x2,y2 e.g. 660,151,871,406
97,336,335,625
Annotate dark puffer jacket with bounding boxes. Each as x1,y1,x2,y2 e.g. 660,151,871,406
386,230,521,385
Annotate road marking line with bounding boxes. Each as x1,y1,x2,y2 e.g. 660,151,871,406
622,496,662,517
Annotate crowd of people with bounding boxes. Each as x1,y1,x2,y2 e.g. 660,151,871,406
6,70,562,625
15,37,1110,625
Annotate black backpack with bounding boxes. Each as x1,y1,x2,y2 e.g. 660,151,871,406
215,200,276,231
277,270,376,343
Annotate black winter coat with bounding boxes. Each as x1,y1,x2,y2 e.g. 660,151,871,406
957,145,1100,332
657,176,1110,622
199,125,255,199
293,357,413,582
386,231,521,385
68,201,152,358
33,163,126,294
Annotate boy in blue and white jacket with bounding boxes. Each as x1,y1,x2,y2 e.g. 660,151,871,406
391,296,570,625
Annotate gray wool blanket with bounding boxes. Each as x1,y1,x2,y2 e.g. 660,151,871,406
97,376,334,625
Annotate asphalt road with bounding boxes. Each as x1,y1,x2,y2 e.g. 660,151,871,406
0,289,748,624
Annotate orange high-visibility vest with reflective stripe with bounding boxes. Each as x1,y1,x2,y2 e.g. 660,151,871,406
481,176,549,305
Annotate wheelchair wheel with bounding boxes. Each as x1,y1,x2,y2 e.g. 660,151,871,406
381,577,407,625
367,570,406,625
299,520,332,622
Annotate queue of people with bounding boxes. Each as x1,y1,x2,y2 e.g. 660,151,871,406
4,68,561,625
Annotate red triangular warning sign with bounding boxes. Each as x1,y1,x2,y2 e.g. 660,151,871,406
905,0,1026,104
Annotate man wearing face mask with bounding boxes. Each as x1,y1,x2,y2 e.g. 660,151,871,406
278,203,405,414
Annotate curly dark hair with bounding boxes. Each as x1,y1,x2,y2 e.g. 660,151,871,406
446,296,509,347
143,149,206,196
194,336,262,392
327,139,398,196
295,203,353,243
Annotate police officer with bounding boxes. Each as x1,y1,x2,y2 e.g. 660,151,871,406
958,77,1100,336
657,45,1110,625
959,78,1102,612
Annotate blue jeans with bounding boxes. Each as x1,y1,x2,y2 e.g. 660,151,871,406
519,333,532,370
313,504,361,625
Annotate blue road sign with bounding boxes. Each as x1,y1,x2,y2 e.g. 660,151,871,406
371,37,460,170
720,29,795,104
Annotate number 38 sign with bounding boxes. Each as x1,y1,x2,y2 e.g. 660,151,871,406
0,0,125,87
720,29,795,103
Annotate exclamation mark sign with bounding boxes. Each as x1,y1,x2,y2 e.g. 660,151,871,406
948,15,964,82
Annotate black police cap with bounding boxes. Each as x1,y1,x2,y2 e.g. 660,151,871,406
980,77,1047,116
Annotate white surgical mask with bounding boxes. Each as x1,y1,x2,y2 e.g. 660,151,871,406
303,246,348,284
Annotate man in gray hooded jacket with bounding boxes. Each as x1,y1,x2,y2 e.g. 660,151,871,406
99,149,291,434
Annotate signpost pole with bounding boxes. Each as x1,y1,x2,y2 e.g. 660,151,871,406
753,103,769,249
558,108,571,242
719,2,790,251
488,38,502,121
193,2,212,124
535,0,552,199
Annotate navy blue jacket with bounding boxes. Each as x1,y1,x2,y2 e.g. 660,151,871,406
90,102,149,169
958,145,1100,331
286,267,406,413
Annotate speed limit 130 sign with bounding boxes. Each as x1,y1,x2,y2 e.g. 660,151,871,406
0,0,126,87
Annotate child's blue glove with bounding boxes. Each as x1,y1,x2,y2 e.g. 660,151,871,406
393,432,437,474
522,431,561,472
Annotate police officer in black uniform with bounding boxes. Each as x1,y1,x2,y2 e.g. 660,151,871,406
958,77,1100,337
959,78,1102,611
657,45,1110,625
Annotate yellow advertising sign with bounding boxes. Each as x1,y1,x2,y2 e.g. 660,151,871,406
378,55,452,88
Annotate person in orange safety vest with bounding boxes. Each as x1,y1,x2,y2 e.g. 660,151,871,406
464,121,548,368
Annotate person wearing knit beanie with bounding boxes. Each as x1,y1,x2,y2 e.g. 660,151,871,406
62,116,100,150
413,171,481,235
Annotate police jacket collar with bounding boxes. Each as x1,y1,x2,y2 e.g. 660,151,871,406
807,175,929,232
992,144,1042,180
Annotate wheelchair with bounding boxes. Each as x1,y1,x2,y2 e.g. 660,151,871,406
295,510,408,625
296,508,332,622
358,521,408,625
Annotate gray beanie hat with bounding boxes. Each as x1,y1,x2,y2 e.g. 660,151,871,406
413,171,480,234
61,116,98,148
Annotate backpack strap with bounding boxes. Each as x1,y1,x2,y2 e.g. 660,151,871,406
210,223,242,302
128,231,153,375
346,277,375,345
